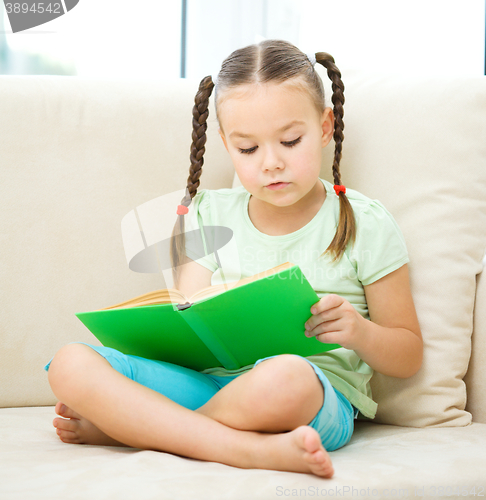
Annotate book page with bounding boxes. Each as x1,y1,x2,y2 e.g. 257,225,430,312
101,288,188,310
188,262,294,302
102,262,295,310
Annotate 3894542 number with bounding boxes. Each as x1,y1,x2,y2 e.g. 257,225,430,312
427,485,485,497
4,3,62,14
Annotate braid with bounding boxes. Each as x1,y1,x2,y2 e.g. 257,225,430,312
316,53,356,262
316,53,345,185
170,76,215,283
188,76,215,199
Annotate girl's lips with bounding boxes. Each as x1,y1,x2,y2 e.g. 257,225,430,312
266,182,290,190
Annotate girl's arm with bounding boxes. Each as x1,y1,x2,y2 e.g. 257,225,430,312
355,264,423,378
175,256,214,299
305,264,423,379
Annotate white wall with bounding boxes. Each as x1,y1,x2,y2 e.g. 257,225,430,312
186,0,301,79
297,0,485,76
1,0,484,78
1,0,182,78
186,0,485,79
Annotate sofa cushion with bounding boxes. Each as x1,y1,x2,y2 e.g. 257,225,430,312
0,76,233,408
232,70,486,428
332,72,486,427
465,260,486,423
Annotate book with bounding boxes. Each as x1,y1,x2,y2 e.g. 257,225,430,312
75,263,341,371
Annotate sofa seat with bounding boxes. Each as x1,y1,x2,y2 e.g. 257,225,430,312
1,407,485,499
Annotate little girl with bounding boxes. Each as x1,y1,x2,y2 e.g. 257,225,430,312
46,40,423,478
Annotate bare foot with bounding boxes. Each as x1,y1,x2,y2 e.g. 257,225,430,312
53,403,333,477
53,401,126,446
252,425,334,478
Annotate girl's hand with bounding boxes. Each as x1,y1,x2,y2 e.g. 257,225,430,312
304,294,367,350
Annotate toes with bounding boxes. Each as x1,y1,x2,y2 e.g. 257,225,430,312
303,450,333,472
55,401,66,415
303,451,334,478
296,426,334,478
319,464,334,479
304,449,326,463
56,428,81,444
300,426,323,454
53,417,79,433
55,402,80,420
55,401,69,416
320,461,335,478
315,456,334,478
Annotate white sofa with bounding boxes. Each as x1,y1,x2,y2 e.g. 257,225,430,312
1,69,485,500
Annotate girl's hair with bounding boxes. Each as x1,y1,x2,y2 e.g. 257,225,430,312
171,39,356,283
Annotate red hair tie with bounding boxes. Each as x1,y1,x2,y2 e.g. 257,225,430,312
333,185,346,196
176,205,189,215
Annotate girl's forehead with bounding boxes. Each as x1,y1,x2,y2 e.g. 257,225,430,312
217,82,323,136
218,79,308,104
216,82,319,124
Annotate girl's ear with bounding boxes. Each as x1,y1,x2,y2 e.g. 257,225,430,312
218,128,229,152
321,107,334,148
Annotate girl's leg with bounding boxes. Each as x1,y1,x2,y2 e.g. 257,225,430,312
201,355,356,453
47,344,334,477
196,354,325,432
53,401,124,446
51,344,226,446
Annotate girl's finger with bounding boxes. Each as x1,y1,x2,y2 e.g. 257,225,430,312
306,318,340,337
305,310,340,331
311,294,344,314
316,331,339,344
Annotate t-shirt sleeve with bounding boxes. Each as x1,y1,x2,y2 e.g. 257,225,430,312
350,199,410,286
183,190,219,273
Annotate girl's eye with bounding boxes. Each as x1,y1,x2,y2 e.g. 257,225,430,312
282,137,302,148
238,146,258,155
237,136,301,154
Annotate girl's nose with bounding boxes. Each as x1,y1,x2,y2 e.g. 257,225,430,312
261,147,284,172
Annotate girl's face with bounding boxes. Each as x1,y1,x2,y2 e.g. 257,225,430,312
218,81,334,211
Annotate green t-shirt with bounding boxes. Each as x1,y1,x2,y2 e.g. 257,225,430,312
184,178,409,419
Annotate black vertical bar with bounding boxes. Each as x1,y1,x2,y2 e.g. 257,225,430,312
181,0,187,78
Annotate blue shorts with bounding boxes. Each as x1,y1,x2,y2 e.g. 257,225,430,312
45,344,357,452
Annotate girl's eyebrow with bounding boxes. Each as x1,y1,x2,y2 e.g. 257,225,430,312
229,120,305,139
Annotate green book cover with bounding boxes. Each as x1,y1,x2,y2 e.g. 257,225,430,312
76,264,341,371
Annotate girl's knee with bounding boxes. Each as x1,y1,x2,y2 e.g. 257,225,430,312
47,343,102,395
255,355,319,387
251,355,324,414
